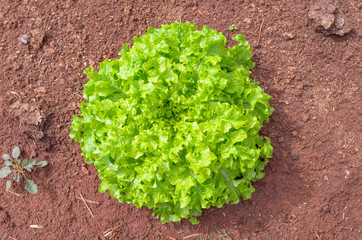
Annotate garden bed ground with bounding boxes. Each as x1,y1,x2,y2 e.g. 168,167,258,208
0,0,361,239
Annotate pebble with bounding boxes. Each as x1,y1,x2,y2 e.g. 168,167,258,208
296,83,304,90
19,34,31,44
244,18,252,24
320,204,330,212
291,151,299,160
302,114,309,122
13,63,21,70
323,175,329,181
282,32,294,40
81,165,90,175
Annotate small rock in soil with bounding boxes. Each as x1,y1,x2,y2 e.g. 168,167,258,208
282,32,294,40
291,151,299,160
320,204,330,213
302,114,309,122
13,63,21,71
19,34,31,44
81,165,90,175
323,175,329,181
308,0,351,36
244,18,252,24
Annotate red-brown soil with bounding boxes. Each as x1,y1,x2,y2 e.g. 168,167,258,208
0,0,361,239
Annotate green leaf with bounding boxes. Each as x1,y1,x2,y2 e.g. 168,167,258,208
22,159,36,167
219,169,240,203
0,167,11,178
2,154,11,161
5,160,13,167
6,180,11,190
25,180,37,194
36,161,48,167
12,146,20,159
24,166,34,172
13,174,21,182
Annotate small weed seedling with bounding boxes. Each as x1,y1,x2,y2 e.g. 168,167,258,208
229,24,237,30
0,146,47,194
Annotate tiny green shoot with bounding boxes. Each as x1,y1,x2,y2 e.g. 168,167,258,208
229,24,237,30
1,146,47,194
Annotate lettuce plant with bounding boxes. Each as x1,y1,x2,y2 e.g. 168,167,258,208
70,21,274,224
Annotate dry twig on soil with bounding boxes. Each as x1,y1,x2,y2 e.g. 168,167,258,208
183,233,201,239
256,18,265,47
6,189,21,196
29,225,44,229
79,192,94,218
76,196,99,204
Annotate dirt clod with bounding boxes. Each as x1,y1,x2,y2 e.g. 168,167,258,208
30,29,46,49
282,32,294,40
308,0,351,36
8,101,46,139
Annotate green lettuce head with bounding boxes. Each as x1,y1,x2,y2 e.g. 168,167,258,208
70,21,274,224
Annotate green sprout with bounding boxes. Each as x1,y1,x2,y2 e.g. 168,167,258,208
0,146,47,194
229,24,237,30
